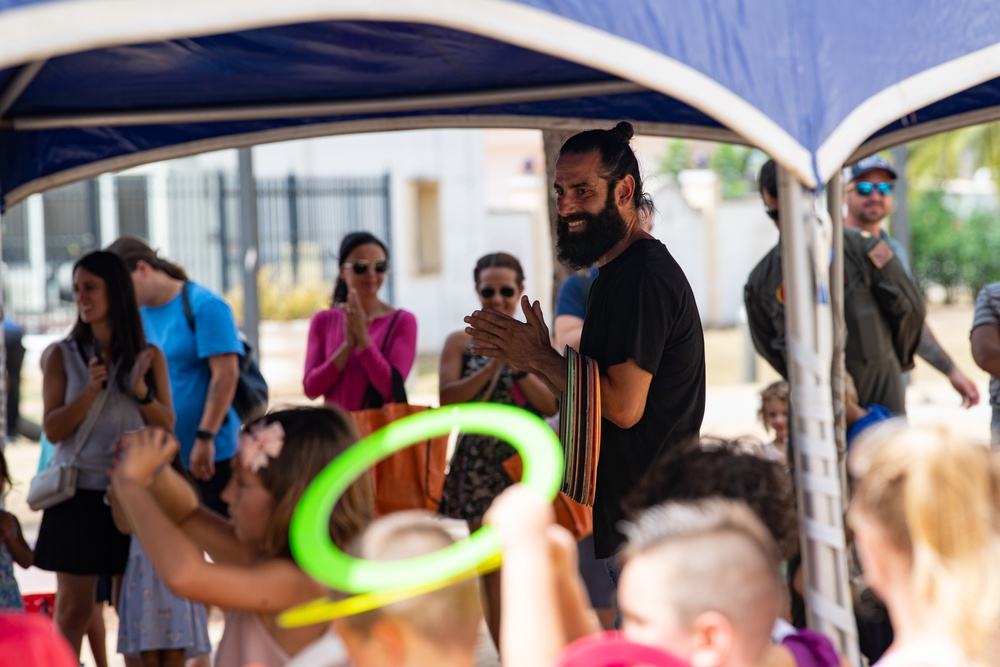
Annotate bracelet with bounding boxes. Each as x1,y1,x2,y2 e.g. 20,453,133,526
195,429,216,441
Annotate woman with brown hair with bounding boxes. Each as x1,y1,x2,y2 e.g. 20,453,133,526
36,250,174,658
437,251,558,648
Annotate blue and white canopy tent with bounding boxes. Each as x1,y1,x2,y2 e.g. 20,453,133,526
4,1,1000,658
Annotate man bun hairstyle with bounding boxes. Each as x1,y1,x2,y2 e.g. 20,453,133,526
560,121,646,210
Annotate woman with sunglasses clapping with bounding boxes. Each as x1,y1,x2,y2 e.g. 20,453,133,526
303,232,417,410
437,252,558,649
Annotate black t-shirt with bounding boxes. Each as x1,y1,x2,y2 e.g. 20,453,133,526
580,238,706,558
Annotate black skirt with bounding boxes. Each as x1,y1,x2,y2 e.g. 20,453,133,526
33,489,130,575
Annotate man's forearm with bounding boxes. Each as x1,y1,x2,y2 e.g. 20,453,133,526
528,346,568,397
916,324,955,375
200,372,238,432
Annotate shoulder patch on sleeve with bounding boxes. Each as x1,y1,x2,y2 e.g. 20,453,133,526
867,240,894,269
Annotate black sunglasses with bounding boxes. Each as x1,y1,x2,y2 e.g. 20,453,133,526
342,260,388,275
479,286,517,299
765,207,780,221
854,181,893,196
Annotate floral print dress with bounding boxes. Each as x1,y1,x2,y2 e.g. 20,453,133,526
438,341,542,522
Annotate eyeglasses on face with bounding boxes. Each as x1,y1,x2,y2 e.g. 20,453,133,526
765,207,780,221
479,286,517,299
342,260,388,275
854,181,893,196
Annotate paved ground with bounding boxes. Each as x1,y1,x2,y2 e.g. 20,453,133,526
3,304,989,666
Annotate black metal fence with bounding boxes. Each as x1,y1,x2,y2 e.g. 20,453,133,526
0,171,391,332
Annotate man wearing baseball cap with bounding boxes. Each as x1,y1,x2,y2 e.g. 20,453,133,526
844,155,980,408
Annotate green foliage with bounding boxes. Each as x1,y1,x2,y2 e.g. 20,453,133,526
709,144,754,199
658,141,764,199
225,264,330,322
909,191,963,296
659,140,691,180
959,207,1000,296
909,190,1000,299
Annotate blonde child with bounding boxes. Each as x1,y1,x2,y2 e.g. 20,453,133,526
758,381,789,464
332,511,483,667
0,448,32,612
847,425,1000,666
111,406,374,667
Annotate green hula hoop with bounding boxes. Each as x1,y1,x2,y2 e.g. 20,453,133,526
290,403,563,593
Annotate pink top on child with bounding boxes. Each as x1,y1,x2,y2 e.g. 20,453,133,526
303,308,417,410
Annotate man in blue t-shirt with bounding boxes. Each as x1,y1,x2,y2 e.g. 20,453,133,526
110,238,243,515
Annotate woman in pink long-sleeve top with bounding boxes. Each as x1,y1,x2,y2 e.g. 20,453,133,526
303,232,417,410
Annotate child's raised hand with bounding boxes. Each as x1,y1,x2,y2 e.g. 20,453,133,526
485,484,555,549
115,427,177,485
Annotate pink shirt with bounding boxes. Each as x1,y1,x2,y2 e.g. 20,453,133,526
303,308,417,410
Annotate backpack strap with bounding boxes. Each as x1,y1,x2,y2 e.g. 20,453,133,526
180,281,195,332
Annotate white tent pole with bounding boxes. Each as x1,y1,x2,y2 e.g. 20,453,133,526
0,59,45,117
777,166,858,663
8,80,644,130
828,171,847,466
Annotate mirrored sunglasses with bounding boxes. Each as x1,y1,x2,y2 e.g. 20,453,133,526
342,260,388,275
854,181,893,196
479,286,517,299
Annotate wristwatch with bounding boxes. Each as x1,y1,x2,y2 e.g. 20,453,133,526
195,429,216,441
136,384,155,405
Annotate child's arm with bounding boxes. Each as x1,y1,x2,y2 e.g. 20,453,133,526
112,431,323,611
0,512,34,568
486,485,568,667
547,525,602,641
122,429,261,565
107,483,133,534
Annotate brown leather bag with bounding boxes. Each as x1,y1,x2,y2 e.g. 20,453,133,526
351,403,449,515
502,453,593,540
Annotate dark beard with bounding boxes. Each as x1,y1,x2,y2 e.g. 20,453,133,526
556,188,629,270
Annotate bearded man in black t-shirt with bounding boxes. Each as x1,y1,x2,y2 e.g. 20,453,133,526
466,122,706,571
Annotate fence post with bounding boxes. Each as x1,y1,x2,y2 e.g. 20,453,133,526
217,171,230,293
26,194,46,312
287,174,300,285
238,148,260,360
381,173,394,305
98,174,118,247
86,179,100,251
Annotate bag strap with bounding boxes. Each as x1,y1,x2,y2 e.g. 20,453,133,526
476,363,504,403
66,358,121,466
379,309,402,354
363,310,406,406
181,281,195,332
